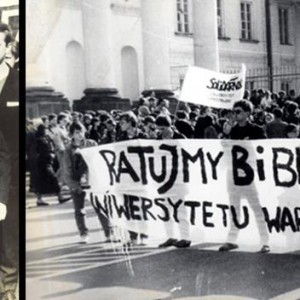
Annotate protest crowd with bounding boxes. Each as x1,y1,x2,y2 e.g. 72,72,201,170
26,87,300,252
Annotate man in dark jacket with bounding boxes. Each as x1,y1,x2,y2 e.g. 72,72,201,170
0,23,19,300
219,100,270,254
64,122,114,244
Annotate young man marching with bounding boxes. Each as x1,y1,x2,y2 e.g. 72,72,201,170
64,122,113,243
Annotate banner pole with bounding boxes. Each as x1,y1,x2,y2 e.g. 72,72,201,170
174,98,181,116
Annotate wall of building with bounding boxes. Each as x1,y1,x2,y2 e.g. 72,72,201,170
111,0,143,100
26,0,300,105
218,0,268,71
169,0,194,91
271,0,297,67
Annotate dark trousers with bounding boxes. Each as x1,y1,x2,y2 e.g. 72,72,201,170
72,190,113,238
71,190,88,236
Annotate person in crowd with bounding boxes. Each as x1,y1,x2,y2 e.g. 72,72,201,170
284,101,300,125
41,115,49,127
155,98,171,116
83,114,92,137
89,117,101,144
64,122,114,243
26,119,38,193
286,89,296,102
189,111,199,128
147,92,157,114
98,111,112,140
155,115,190,248
117,111,147,142
243,89,250,100
249,89,260,107
47,113,58,141
218,109,234,138
194,106,216,138
260,89,272,109
138,97,150,120
219,99,270,253
270,92,279,107
277,90,286,108
52,113,71,189
101,118,117,144
285,123,299,138
143,116,157,139
174,110,194,138
0,23,19,300
253,109,268,128
178,102,191,115
266,108,287,138
156,115,186,140
227,100,267,139
202,115,218,139
116,112,148,245
35,124,60,206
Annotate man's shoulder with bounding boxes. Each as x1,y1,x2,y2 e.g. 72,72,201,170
0,66,19,109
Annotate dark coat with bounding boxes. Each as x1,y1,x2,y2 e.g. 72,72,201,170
0,66,19,270
36,135,60,195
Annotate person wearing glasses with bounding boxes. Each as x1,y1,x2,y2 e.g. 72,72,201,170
229,99,267,140
219,99,270,253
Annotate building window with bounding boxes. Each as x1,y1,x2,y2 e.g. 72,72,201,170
278,7,289,45
176,0,190,34
246,80,255,91
281,81,290,93
240,2,252,40
217,0,224,38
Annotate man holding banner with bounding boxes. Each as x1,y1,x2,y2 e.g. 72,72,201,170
76,64,299,255
219,99,270,253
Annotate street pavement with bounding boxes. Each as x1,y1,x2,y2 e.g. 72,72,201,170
26,190,300,300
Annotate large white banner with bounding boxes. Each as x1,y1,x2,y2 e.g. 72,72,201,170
80,139,300,251
180,65,246,109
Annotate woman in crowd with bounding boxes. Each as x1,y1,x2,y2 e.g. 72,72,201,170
35,124,61,206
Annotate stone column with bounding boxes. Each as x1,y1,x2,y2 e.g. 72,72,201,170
141,0,172,90
81,0,115,88
193,0,219,71
26,0,64,86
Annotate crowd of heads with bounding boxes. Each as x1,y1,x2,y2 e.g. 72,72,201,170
27,87,300,144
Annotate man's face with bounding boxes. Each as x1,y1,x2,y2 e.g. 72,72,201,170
149,99,156,107
0,32,9,64
50,117,57,126
145,122,156,133
233,106,249,123
156,125,172,139
119,118,131,132
60,117,68,127
73,129,85,142
287,127,299,138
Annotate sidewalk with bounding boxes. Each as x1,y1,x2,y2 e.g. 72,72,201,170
26,189,300,300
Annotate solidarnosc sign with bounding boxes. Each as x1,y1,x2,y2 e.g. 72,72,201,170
180,65,246,109
80,139,300,251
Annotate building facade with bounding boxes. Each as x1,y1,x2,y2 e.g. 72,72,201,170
0,0,19,38
26,0,300,116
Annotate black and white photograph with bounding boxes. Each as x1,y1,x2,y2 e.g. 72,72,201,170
26,1,300,300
